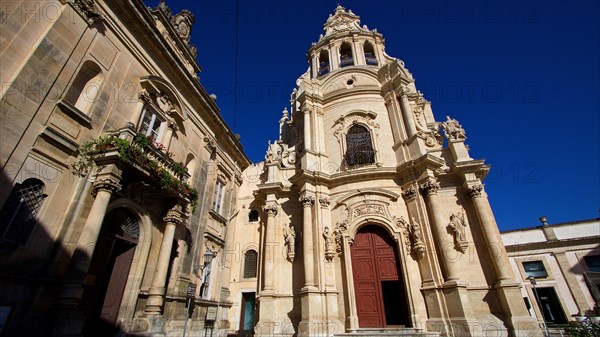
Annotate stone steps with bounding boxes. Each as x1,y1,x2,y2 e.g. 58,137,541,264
335,328,441,337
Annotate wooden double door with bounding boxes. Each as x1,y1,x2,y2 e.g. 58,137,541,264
351,225,410,328
81,208,139,336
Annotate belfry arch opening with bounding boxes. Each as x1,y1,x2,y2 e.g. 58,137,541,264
340,42,354,67
81,207,140,336
364,41,378,66
350,225,410,328
318,49,330,76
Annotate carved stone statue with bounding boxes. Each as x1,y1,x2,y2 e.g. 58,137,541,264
284,224,296,262
448,211,468,252
409,217,426,257
442,116,467,141
323,226,335,261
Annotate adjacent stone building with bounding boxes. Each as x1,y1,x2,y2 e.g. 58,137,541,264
502,217,600,326
225,5,541,337
0,1,249,336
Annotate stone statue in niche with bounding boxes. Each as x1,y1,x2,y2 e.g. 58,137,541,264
284,224,296,262
448,210,469,252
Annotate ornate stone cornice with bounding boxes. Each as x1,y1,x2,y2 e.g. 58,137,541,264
299,195,315,208
92,176,121,195
419,179,440,197
465,184,484,199
401,186,417,201
263,204,278,216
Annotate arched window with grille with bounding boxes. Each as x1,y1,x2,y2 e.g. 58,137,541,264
0,178,47,254
243,249,258,278
345,124,375,167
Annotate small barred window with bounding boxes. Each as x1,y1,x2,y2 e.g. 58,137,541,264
0,179,47,254
243,250,258,278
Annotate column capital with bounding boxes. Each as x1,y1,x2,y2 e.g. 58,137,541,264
318,197,330,208
92,176,121,195
465,184,484,199
263,203,278,216
164,205,186,226
401,185,417,201
419,179,440,197
299,195,315,208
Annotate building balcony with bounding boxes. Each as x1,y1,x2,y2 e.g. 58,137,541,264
72,126,197,207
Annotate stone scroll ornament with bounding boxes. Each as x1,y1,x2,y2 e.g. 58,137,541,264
284,224,296,262
448,211,469,252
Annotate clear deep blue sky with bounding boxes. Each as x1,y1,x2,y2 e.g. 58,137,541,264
148,1,599,231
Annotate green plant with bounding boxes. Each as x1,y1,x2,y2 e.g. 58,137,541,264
564,319,600,337
72,134,198,212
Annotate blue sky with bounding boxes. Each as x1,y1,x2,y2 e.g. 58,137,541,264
150,1,599,231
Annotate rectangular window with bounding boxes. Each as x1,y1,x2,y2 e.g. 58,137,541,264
139,109,165,140
523,261,548,278
584,255,600,272
212,180,225,214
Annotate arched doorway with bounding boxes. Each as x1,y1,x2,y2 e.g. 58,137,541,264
351,225,410,328
81,207,140,336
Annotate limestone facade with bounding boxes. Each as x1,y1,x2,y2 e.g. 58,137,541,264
0,1,249,336
502,218,600,324
225,5,541,337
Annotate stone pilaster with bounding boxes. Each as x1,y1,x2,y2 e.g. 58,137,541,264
420,179,460,283
300,194,315,290
262,203,278,292
144,204,185,315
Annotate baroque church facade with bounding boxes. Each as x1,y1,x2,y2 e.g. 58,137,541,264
0,1,548,337
226,5,541,337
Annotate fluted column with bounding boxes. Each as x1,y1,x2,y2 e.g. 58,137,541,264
262,203,278,292
58,165,122,307
144,204,185,315
300,194,315,289
399,92,417,138
420,179,460,282
465,184,512,283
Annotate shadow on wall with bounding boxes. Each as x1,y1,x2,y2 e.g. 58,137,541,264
0,169,126,337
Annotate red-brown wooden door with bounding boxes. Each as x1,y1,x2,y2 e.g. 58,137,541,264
351,225,409,327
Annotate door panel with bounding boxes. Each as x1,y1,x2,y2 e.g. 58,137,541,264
100,242,136,325
351,226,410,328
